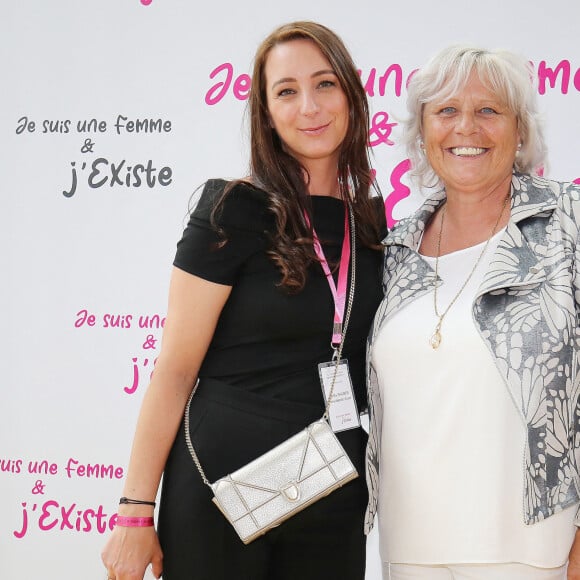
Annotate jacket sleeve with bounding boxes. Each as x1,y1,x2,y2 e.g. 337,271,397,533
567,184,580,527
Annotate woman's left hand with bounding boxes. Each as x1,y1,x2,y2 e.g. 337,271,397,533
569,529,580,579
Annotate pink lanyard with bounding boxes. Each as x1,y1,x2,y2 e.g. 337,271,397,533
304,205,351,347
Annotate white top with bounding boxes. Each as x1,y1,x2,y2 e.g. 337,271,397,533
371,230,576,566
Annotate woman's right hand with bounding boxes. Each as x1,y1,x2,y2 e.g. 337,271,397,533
101,525,163,580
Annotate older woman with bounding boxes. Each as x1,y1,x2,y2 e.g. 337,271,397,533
366,46,580,579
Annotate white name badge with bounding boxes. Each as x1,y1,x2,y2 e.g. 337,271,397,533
318,359,360,432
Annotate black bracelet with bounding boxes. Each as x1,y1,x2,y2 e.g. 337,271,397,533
119,496,156,507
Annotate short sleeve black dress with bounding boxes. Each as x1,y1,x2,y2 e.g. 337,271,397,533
157,179,385,580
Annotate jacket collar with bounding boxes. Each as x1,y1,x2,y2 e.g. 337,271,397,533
384,172,559,251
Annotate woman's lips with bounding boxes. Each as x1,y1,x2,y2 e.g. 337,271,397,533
300,123,330,136
449,146,487,156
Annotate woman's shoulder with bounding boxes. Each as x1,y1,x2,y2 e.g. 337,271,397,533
512,173,580,220
193,178,273,232
383,194,442,246
196,178,269,210
513,172,580,201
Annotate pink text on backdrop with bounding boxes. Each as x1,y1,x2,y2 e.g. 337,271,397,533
13,500,117,539
364,60,580,96
361,65,418,97
139,314,166,329
369,111,398,148
204,59,579,105
125,356,158,395
74,309,166,330
28,460,58,475
1,459,23,473
65,458,124,480
383,159,412,228
534,60,580,94
205,63,251,105
204,62,414,105
103,314,133,328
3,457,124,479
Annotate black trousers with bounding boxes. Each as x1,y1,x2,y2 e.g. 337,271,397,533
158,378,368,580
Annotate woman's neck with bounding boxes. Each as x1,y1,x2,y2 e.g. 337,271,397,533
303,160,341,198
421,175,512,256
444,178,510,235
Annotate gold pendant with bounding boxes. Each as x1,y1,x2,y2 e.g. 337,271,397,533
430,318,442,349
429,330,441,349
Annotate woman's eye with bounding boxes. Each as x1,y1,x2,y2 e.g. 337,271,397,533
277,88,294,97
318,79,336,89
480,107,497,114
439,106,456,114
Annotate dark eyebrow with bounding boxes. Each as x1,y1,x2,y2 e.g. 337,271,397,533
271,69,337,90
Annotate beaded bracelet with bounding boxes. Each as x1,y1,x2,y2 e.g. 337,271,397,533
116,515,154,527
119,496,156,507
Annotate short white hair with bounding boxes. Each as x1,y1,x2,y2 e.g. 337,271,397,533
404,45,547,188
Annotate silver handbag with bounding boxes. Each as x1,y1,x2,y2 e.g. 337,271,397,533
185,403,358,544
184,208,358,544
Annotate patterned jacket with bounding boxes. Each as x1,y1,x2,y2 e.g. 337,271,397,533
365,172,580,534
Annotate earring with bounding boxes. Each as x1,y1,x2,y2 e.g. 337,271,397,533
515,143,522,157
419,140,425,151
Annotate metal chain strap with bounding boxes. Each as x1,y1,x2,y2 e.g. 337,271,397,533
184,383,211,486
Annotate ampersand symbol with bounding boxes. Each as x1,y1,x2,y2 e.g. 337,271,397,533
384,159,412,228
80,139,94,153
142,334,157,349
31,480,45,495
368,112,397,148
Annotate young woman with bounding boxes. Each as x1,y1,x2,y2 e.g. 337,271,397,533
102,21,385,580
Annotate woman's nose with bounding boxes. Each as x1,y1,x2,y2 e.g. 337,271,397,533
456,110,477,134
300,90,320,116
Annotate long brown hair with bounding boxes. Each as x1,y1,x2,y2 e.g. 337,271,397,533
216,21,383,292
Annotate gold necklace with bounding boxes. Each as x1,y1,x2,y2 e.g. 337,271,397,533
429,194,510,350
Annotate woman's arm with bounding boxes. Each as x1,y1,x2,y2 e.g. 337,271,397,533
101,266,231,580
569,189,580,580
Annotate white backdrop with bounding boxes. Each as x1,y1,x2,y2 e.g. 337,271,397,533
1,1,579,578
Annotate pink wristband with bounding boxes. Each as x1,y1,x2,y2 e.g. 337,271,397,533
115,515,154,527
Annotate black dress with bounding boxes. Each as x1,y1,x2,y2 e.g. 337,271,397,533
157,179,384,580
